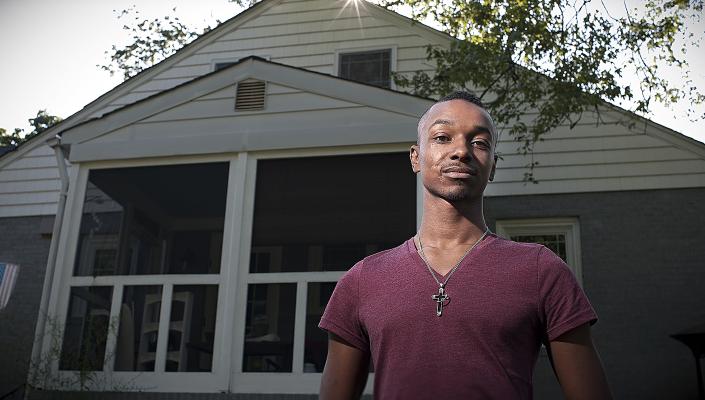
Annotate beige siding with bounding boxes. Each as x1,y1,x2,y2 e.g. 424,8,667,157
109,92,157,107
200,29,417,54
104,0,445,110
0,203,59,217
498,146,699,168
0,180,61,194
0,145,64,217
486,173,705,196
493,160,705,183
487,121,705,195
0,166,60,182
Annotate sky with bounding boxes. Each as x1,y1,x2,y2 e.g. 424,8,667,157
1,0,704,144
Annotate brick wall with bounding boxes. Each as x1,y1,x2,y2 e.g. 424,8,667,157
485,187,705,400
0,216,53,397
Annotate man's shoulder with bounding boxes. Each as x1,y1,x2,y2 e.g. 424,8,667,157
359,240,411,269
338,240,412,285
488,234,544,255
489,235,571,277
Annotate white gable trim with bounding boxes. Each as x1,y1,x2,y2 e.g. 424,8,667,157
69,124,416,162
61,57,432,147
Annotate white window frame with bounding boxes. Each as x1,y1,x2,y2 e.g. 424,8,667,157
44,153,242,392
229,144,410,394
334,45,398,90
495,218,583,284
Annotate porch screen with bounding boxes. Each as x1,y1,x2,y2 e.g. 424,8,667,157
62,162,228,373
243,152,415,373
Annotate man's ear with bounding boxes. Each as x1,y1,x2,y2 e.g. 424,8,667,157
489,154,497,181
410,144,420,173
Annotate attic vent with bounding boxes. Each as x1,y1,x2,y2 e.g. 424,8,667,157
235,80,266,111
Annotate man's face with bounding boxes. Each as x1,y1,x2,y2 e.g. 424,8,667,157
410,99,497,202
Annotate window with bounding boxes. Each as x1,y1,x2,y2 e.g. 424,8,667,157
338,49,392,88
57,162,229,387
232,151,415,392
212,56,270,72
495,218,582,282
214,61,238,71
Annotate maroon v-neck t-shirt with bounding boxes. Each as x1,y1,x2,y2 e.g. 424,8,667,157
319,234,597,399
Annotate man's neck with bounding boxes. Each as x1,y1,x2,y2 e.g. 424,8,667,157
418,192,488,249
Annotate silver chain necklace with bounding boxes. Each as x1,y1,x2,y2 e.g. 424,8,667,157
415,228,490,317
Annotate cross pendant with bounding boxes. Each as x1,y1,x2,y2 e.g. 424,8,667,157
431,285,450,317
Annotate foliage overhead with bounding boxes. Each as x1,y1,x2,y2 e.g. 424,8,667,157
0,128,25,148
98,7,206,80
99,1,261,80
0,110,63,148
382,0,703,180
230,0,260,6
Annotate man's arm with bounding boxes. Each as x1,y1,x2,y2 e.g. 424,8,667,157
548,323,613,400
320,332,370,400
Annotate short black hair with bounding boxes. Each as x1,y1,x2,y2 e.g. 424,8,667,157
417,90,497,147
437,91,486,110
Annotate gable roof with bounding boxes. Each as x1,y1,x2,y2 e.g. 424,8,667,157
0,0,280,168
0,0,450,168
63,56,433,139
61,56,433,162
2,0,704,167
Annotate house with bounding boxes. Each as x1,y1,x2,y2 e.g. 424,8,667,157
1,0,704,398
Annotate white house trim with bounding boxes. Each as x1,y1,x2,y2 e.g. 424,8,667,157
60,57,431,148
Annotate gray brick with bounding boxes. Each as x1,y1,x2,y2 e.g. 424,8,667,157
486,188,705,400
0,216,53,397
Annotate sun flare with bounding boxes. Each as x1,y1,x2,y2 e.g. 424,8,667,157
335,0,367,31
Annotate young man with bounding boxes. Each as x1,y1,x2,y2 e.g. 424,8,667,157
318,91,612,399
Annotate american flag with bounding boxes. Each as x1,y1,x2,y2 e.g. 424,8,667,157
0,263,19,310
